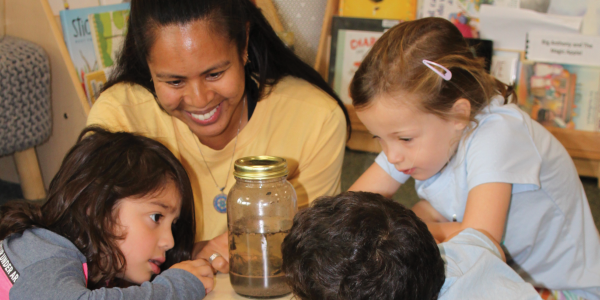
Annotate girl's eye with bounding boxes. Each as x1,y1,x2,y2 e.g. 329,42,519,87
372,135,381,140
150,214,163,223
207,71,224,80
399,137,413,142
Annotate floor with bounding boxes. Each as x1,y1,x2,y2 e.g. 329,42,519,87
1,148,599,230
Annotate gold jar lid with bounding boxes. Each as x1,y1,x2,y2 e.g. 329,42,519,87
233,156,289,180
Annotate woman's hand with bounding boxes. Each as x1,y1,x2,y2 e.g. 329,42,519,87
193,232,230,274
170,259,215,294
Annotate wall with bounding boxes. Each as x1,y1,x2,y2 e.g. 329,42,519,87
272,0,328,67
0,0,4,37
0,0,18,184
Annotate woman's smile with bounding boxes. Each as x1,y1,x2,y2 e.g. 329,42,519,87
186,102,223,125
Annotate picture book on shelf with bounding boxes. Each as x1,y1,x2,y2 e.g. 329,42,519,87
517,62,600,132
339,0,417,21
59,2,130,100
84,67,113,106
89,9,130,70
418,0,518,38
328,17,400,104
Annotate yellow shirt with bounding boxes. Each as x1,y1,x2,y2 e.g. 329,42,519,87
87,76,347,241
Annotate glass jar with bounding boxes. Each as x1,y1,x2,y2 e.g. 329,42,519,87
227,156,297,298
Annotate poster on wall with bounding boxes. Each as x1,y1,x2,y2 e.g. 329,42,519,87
328,17,399,105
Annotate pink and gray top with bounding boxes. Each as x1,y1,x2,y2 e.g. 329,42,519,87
0,228,205,299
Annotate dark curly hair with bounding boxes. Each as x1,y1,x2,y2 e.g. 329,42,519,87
281,191,445,300
0,127,195,289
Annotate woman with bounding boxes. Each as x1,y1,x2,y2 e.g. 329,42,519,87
87,0,350,273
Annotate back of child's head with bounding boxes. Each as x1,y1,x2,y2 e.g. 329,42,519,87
0,126,195,288
350,17,515,125
281,191,445,300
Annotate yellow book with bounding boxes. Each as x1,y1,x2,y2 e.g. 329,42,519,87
84,67,113,106
339,0,417,20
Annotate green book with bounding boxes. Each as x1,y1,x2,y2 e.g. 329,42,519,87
89,9,130,70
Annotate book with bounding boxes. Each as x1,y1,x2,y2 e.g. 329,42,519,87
59,2,130,100
89,9,130,70
526,31,600,67
517,62,600,132
83,67,113,106
418,0,519,38
491,50,520,85
339,0,417,21
328,17,400,104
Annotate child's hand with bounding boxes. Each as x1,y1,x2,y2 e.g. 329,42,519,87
170,259,215,294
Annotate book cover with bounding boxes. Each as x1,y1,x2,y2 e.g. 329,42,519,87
339,0,417,21
517,62,600,132
419,0,495,38
89,9,130,70
59,3,130,90
328,17,400,104
526,31,600,67
491,50,521,85
84,67,113,106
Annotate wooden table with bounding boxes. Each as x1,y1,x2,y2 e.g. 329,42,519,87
204,273,294,300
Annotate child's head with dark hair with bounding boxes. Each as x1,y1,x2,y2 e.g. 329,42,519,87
0,127,195,288
281,191,445,300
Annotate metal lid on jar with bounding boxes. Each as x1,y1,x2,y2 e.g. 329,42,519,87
233,156,289,180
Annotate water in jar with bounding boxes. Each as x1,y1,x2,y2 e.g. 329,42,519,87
229,229,291,298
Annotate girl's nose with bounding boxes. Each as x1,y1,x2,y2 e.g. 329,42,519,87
386,148,405,165
160,227,175,251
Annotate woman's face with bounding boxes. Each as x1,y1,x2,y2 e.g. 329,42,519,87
147,20,247,149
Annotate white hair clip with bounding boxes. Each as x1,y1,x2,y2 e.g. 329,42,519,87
422,59,452,81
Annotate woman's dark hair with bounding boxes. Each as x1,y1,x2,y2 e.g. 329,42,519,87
0,127,195,289
103,0,351,137
282,191,445,300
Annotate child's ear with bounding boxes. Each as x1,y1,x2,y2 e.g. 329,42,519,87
451,98,471,131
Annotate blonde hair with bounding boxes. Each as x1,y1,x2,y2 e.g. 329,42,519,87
350,17,515,125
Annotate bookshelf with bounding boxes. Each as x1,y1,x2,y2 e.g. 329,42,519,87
315,0,600,187
3,0,89,188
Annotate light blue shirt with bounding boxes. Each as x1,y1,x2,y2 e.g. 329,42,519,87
439,229,541,300
377,96,600,299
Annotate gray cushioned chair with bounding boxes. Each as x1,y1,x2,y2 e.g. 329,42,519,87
0,36,51,200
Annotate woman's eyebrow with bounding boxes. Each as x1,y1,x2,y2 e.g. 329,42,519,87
154,61,231,79
200,61,230,75
155,73,186,79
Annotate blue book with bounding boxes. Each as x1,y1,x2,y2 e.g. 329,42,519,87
59,3,130,89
